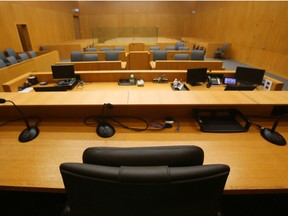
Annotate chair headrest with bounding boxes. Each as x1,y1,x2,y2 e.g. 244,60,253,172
82,145,204,167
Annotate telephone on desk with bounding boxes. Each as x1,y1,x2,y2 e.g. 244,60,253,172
207,76,221,86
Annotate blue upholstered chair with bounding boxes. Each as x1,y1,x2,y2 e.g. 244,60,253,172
84,53,98,61
153,50,167,61
18,52,29,61
27,51,37,58
175,41,185,50
6,56,18,65
85,47,97,51
165,46,176,50
105,51,119,61
191,50,205,60
174,53,189,60
0,59,7,68
71,51,84,62
114,46,125,51
149,46,161,51
214,43,228,59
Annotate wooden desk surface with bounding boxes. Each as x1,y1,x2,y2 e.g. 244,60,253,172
0,118,288,194
0,88,288,194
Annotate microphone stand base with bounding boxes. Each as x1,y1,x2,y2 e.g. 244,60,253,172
19,126,40,142
260,128,286,146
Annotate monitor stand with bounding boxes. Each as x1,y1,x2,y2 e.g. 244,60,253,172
189,81,202,86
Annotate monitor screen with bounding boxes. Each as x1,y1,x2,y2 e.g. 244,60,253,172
223,77,236,85
51,64,75,80
187,68,207,86
235,66,265,85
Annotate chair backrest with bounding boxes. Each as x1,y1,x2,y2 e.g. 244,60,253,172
84,53,98,61
178,46,189,50
175,41,185,50
71,51,84,62
191,49,205,60
27,51,37,58
60,162,230,216
174,53,189,60
221,43,228,53
100,47,111,51
5,48,18,58
0,51,7,61
149,46,161,51
6,56,18,65
105,50,119,61
85,47,97,51
83,145,204,166
0,59,6,68
114,46,125,51
153,50,167,61
165,45,176,50
18,52,29,61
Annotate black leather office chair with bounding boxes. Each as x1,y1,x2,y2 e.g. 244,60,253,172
60,146,230,216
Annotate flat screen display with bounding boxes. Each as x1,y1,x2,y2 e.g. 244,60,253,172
235,66,265,85
187,68,207,86
51,64,75,80
223,77,236,85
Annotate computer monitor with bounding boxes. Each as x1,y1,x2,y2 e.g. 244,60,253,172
187,68,207,86
235,66,265,85
51,64,75,80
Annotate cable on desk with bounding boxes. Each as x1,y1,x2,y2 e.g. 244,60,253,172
148,118,180,132
0,116,42,127
84,115,149,132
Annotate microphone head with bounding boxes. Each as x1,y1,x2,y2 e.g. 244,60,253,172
104,103,113,109
0,98,7,104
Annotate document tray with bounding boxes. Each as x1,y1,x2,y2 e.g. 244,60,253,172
193,109,251,132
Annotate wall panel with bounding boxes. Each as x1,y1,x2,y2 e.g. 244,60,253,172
189,1,288,79
0,1,77,52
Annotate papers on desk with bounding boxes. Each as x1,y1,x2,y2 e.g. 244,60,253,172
19,87,33,93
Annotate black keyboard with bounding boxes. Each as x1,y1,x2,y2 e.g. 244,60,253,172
224,85,256,91
33,86,67,92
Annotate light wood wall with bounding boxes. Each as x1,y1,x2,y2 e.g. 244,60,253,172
0,1,287,80
0,1,77,52
188,1,288,79
78,1,197,40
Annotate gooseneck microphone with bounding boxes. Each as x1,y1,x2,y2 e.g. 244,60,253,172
96,103,115,138
0,98,39,142
260,113,288,146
